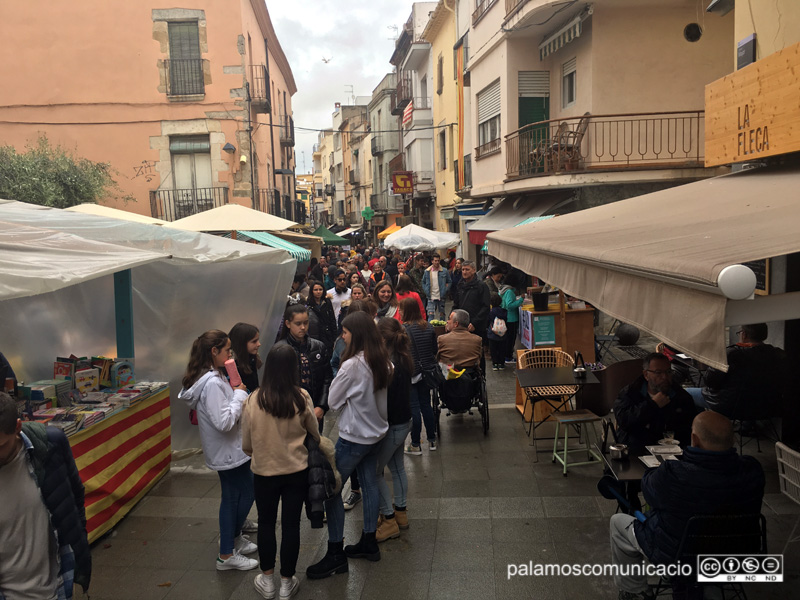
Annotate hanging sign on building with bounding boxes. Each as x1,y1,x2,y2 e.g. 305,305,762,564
705,41,800,167
392,171,413,195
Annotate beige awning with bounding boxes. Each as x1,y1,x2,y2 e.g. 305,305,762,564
65,203,168,225
166,203,297,232
487,167,800,370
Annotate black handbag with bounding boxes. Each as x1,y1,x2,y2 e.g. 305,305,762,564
407,324,444,389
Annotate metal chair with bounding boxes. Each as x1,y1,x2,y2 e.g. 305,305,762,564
551,409,602,475
518,348,576,458
652,513,767,599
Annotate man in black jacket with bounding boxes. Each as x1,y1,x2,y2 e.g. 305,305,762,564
453,260,491,336
0,392,91,599
610,411,764,600
614,353,697,452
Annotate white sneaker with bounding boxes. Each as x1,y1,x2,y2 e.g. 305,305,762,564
254,573,276,599
429,440,437,451
235,534,258,555
216,553,258,571
242,518,258,533
280,575,300,600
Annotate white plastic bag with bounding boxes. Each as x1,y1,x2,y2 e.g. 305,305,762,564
491,317,507,336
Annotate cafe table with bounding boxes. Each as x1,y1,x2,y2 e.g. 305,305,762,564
516,366,599,444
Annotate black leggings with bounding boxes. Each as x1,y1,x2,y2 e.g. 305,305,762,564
254,469,308,577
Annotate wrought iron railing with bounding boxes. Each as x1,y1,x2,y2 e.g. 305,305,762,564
255,188,280,213
371,135,398,156
249,64,270,111
150,187,227,221
473,0,498,25
505,0,527,17
475,138,501,160
279,114,295,146
505,110,705,180
165,59,205,96
392,71,413,115
370,191,404,213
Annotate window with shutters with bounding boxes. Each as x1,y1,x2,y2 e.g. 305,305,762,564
562,57,577,108
438,128,446,171
476,79,501,159
167,22,204,97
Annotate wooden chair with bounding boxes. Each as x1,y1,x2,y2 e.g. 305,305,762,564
518,348,576,458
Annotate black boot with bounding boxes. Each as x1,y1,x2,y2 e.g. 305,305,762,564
344,530,381,561
306,541,348,579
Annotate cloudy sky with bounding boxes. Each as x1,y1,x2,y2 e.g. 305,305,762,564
268,0,420,174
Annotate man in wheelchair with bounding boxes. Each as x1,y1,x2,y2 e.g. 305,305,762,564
437,309,484,412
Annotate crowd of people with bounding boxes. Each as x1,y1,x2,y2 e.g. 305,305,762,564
172,244,531,598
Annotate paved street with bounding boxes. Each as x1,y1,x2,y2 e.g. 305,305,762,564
78,364,799,600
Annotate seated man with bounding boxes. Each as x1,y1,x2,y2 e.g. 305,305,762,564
610,411,765,600
614,353,697,452
689,323,786,418
437,309,482,370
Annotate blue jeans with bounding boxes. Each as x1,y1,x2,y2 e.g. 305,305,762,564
409,381,436,446
686,387,708,410
375,421,411,514
426,299,446,321
324,438,381,542
217,460,255,555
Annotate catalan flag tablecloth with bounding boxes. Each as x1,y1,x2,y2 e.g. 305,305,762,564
69,388,171,543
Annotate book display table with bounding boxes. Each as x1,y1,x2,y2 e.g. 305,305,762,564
68,387,171,543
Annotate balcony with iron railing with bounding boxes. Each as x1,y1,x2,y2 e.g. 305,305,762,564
453,154,473,193
279,114,295,147
164,58,205,97
249,64,270,113
254,188,280,214
150,186,227,221
391,71,414,115
370,191,405,213
473,0,498,25
371,135,398,156
475,137,502,160
505,111,705,180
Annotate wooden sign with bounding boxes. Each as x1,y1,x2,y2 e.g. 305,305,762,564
705,41,800,167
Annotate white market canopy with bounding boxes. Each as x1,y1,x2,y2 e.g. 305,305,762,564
65,203,168,225
384,223,460,252
487,167,800,370
166,203,297,232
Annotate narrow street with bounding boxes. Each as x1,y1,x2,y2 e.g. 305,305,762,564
78,362,797,600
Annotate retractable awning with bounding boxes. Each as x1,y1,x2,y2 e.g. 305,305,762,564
468,191,569,246
539,14,584,61
339,226,362,236
482,216,555,252
234,231,311,261
487,167,800,370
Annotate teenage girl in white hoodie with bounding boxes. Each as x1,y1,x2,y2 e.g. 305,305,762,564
178,329,258,572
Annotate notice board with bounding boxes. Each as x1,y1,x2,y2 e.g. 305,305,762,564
533,315,557,346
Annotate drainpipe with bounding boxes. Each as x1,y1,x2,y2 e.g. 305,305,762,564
246,81,256,210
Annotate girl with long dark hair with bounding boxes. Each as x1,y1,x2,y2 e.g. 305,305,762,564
273,304,332,431
306,279,337,351
178,330,257,571
373,317,413,542
242,345,320,599
306,312,392,579
229,322,262,393
398,298,439,455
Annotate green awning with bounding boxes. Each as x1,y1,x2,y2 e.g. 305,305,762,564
228,230,311,261
312,225,348,245
482,215,555,252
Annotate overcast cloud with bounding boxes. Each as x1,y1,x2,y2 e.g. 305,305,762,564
267,0,418,174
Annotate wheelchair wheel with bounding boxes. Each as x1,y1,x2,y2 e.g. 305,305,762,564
479,376,489,435
432,386,441,439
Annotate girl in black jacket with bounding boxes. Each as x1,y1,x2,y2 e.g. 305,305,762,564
273,304,332,432
373,317,414,541
306,280,337,353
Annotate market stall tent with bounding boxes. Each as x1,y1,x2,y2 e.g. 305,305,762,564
312,224,348,245
65,203,168,225
377,223,401,239
0,200,295,449
166,202,297,232
384,223,460,252
486,167,800,370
